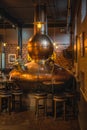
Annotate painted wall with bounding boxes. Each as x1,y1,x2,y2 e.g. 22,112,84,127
73,1,87,130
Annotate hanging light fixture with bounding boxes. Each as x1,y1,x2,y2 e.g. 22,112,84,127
53,21,59,52
28,2,54,61
3,42,7,47
33,2,47,34
16,45,20,50
3,21,7,47
1,21,7,53
34,0,46,31
10,2,54,82
36,21,43,29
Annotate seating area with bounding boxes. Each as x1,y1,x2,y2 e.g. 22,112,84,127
0,70,80,130
0,69,80,130
32,89,78,120
0,79,23,114
0,74,78,120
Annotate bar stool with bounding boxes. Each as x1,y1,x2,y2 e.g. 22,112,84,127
0,90,12,114
53,93,66,120
12,88,23,111
64,91,76,118
34,92,47,118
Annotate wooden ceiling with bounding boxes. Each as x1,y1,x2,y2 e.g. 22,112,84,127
0,0,77,29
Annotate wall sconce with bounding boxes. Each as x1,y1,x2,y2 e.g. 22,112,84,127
3,42,7,47
16,46,20,56
2,42,7,53
17,46,20,50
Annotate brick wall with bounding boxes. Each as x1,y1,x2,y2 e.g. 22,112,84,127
0,27,71,69
0,29,18,69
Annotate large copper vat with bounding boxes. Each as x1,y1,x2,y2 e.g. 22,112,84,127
9,4,74,91
27,33,53,60
9,4,54,82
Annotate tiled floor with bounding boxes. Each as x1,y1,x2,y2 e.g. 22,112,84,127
0,110,80,130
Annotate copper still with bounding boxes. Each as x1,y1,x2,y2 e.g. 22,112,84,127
9,4,73,88
27,4,53,61
27,33,53,60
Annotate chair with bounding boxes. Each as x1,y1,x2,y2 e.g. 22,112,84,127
34,92,47,118
53,93,66,120
0,90,12,114
12,88,23,111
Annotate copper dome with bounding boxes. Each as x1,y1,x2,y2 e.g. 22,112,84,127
27,33,54,60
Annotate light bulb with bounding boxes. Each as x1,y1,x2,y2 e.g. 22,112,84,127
37,22,42,28
17,46,20,50
3,42,7,47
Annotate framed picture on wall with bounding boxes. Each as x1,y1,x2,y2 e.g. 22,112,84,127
80,32,85,57
8,54,16,63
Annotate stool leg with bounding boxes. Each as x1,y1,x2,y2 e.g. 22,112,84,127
63,101,66,120
8,96,11,115
35,99,39,118
0,98,2,113
19,95,22,109
66,97,75,119
44,99,47,117
43,98,47,117
35,99,36,115
37,100,39,117
72,97,75,118
12,95,15,111
54,101,56,120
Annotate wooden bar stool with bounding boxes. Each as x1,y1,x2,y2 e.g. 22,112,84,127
34,92,47,118
53,94,66,120
0,90,12,115
64,91,76,118
12,88,23,111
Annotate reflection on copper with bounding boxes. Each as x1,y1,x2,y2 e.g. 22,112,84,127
27,33,53,60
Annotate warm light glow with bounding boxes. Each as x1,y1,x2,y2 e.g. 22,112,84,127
74,44,76,51
17,46,20,50
3,42,7,47
34,21,45,29
55,46,58,49
51,51,56,61
53,42,56,46
37,22,42,28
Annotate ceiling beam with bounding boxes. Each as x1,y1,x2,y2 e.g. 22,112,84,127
0,8,21,27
